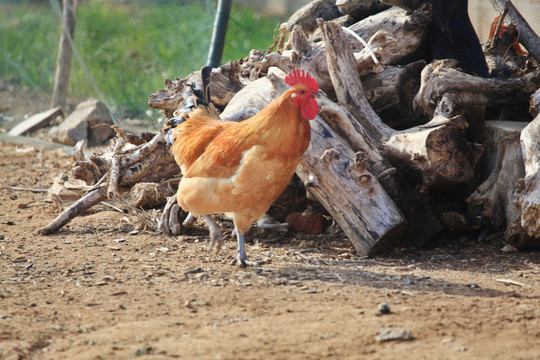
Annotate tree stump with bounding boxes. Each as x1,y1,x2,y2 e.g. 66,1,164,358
514,112,540,247
466,121,527,245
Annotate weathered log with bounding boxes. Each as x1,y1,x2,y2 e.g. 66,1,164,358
143,3,539,253
125,181,176,209
466,121,527,245
301,18,424,88
317,97,386,174
531,89,540,118
320,21,482,192
382,0,489,77
360,60,425,128
286,24,394,93
272,21,424,119
514,112,540,247
286,0,341,33
37,186,107,235
298,118,406,255
83,131,178,187
307,0,391,41
414,60,540,120
48,173,92,207
118,142,178,186
220,75,285,122
336,0,390,19
148,8,430,122
319,20,390,141
211,22,412,121
286,25,334,92
39,130,180,234
8,107,63,136
148,35,331,119
147,57,250,118
318,96,443,246
320,20,442,245
383,115,483,192
221,68,407,255
346,3,431,65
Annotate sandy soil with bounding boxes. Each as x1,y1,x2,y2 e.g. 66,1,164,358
1,139,539,360
1,80,540,360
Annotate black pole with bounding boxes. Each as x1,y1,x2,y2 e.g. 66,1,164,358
206,0,232,68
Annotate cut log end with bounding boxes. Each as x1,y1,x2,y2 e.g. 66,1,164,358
367,220,408,256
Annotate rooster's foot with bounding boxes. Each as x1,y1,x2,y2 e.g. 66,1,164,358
202,215,223,253
229,255,265,267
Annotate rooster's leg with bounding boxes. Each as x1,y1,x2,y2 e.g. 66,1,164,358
202,215,222,252
235,226,248,267
183,212,196,226
231,227,264,267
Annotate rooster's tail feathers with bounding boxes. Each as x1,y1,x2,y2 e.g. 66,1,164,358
164,116,188,145
201,65,212,105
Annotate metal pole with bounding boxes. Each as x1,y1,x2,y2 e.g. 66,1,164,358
206,0,232,68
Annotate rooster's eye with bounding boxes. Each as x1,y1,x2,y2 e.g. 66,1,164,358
299,90,305,95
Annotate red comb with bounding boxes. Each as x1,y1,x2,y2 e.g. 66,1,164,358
285,69,319,94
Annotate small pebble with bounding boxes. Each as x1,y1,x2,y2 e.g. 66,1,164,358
184,267,203,275
375,327,412,342
135,345,153,356
501,244,518,253
441,337,454,344
377,302,391,315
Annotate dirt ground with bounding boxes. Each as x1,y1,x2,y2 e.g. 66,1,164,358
0,140,539,360
1,81,540,360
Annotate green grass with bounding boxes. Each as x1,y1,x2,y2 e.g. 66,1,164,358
0,1,283,124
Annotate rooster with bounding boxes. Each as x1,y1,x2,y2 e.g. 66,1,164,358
166,68,319,266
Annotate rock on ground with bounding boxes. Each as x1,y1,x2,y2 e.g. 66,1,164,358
48,98,114,145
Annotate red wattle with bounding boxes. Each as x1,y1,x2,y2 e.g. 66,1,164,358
302,99,319,120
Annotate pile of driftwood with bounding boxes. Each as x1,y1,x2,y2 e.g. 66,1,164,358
39,0,540,255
